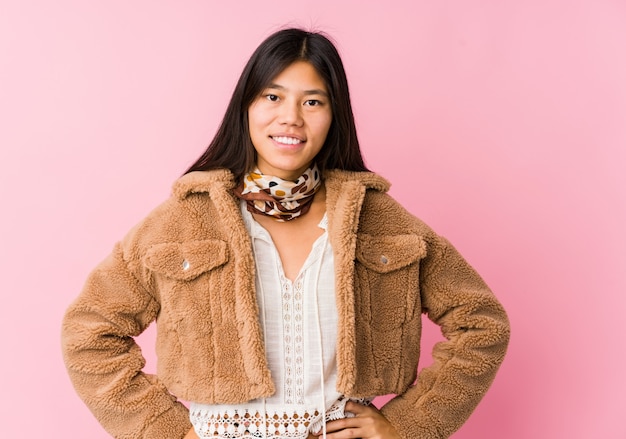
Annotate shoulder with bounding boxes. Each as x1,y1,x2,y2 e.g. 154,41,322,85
172,168,236,199
330,170,438,239
324,169,391,193
361,191,434,235
324,168,437,234
324,168,441,245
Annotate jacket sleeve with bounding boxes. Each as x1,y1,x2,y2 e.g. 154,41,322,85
61,242,191,438
379,235,510,439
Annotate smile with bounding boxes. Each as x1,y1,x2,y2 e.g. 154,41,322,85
271,136,303,145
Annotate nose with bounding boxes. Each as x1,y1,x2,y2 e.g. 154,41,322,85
278,100,303,126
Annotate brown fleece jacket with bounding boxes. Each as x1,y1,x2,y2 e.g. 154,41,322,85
62,169,510,439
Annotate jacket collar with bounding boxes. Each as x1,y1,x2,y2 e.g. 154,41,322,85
323,169,390,193
172,169,236,199
172,168,391,200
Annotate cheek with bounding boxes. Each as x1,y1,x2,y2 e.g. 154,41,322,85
248,104,272,133
306,108,332,135
315,114,333,140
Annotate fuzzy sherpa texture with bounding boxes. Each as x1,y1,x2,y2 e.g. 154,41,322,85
61,169,510,439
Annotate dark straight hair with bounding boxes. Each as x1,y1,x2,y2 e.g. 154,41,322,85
184,28,369,181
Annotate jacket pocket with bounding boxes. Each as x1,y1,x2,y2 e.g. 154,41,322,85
143,239,229,281
143,240,230,384
355,234,426,330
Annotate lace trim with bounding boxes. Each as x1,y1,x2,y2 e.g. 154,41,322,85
282,273,304,404
280,219,327,405
190,397,371,439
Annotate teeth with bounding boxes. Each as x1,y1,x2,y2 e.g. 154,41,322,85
272,136,302,145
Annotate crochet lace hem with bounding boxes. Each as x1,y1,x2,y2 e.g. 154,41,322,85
190,397,370,438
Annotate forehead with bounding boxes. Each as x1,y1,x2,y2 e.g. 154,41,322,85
267,61,328,92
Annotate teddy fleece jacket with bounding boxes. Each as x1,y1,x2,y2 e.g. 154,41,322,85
62,169,510,439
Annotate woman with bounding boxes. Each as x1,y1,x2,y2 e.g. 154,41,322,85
62,28,510,439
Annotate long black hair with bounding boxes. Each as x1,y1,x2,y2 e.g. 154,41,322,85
185,28,369,181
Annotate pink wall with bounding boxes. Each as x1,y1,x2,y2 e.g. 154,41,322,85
1,1,624,437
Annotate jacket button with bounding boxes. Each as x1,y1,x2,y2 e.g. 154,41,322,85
380,255,389,264
182,260,190,271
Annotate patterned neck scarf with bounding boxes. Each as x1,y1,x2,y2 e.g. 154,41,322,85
234,164,322,222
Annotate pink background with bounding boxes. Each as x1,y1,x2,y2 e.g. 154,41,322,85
1,1,625,437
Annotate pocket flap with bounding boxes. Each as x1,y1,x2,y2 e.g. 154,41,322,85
144,239,229,281
356,234,426,273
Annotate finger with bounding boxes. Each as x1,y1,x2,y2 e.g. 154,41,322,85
322,418,353,433
344,400,374,415
323,416,366,432
317,425,365,439
320,430,363,439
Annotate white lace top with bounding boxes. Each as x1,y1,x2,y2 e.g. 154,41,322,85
189,202,369,438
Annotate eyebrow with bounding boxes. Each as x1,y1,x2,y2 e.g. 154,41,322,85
266,83,329,97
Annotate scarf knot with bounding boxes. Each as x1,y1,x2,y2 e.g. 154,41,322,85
234,164,321,222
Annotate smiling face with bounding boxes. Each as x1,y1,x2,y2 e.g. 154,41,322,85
247,61,333,180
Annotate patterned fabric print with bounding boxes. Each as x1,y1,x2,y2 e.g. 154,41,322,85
189,397,372,439
234,164,321,222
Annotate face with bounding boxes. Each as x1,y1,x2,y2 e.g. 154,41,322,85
248,61,333,180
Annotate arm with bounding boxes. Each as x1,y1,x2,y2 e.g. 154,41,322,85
61,242,191,438
379,236,510,439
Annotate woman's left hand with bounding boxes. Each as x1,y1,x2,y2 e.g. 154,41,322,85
314,401,402,439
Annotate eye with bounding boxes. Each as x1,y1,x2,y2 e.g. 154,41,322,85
304,99,323,107
265,94,279,102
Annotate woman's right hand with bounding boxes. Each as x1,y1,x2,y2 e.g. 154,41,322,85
184,426,200,439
